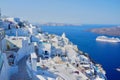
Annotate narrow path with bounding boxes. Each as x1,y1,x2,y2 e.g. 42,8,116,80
10,56,32,80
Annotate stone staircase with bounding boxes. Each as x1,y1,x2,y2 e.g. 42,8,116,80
10,56,32,80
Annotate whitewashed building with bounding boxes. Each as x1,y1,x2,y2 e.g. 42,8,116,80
0,28,9,80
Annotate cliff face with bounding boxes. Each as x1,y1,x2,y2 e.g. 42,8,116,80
89,27,120,36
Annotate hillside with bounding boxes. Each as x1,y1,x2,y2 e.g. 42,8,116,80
89,27,120,36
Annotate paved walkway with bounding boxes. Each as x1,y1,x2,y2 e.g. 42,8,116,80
10,56,32,80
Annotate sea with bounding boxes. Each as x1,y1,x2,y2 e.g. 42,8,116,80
41,25,120,80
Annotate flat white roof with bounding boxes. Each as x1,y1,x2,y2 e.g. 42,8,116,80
31,52,37,58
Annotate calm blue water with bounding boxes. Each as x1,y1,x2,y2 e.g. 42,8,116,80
41,25,120,80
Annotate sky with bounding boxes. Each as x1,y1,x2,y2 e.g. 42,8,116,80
0,0,120,24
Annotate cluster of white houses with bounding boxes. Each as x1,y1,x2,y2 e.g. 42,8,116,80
0,17,106,80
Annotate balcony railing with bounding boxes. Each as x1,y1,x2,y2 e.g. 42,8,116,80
0,28,5,74
0,28,5,41
0,52,4,74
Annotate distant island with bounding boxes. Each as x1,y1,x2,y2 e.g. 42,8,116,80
88,27,120,36
36,22,81,26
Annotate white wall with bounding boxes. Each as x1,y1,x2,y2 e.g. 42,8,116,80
1,39,6,52
31,52,37,71
9,66,18,78
0,54,10,80
16,43,34,62
38,43,51,57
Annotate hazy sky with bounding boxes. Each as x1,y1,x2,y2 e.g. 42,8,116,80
0,0,120,24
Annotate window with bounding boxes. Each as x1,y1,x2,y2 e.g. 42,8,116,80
44,51,49,55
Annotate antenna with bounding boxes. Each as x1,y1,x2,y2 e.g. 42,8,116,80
0,8,1,19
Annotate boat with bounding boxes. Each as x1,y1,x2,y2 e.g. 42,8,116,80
116,68,120,72
96,36,120,43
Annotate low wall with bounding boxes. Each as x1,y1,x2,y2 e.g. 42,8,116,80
16,43,34,62
9,66,18,78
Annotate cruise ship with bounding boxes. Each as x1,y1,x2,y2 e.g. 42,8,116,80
96,36,120,43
